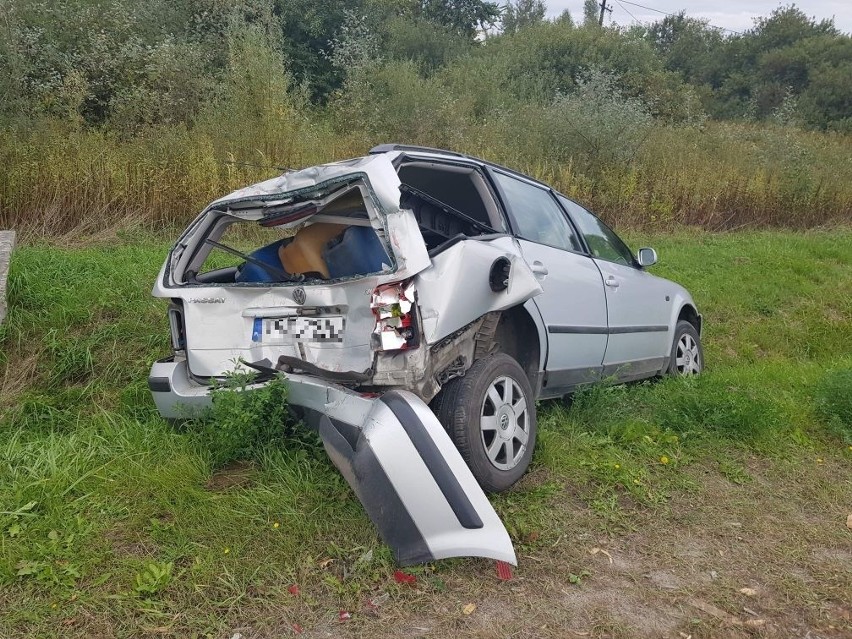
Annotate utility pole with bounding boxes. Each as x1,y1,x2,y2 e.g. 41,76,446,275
598,0,612,26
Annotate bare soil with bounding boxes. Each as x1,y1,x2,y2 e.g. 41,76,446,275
221,457,851,639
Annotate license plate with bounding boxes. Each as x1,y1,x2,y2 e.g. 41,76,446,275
252,316,345,343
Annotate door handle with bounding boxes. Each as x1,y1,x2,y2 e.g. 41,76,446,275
605,276,620,288
531,261,548,278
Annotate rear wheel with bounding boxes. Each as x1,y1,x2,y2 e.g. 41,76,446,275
431,353,536,493
667,320,703,376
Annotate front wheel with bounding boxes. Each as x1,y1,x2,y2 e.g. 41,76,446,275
666,320,703,376
431,353,536,493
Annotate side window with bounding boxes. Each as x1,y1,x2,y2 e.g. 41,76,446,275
559,196,635,267
492,172,582,252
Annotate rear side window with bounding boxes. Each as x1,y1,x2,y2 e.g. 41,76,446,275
492,172,582,252
559,196,635,267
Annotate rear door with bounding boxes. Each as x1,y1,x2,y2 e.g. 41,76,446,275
489,170,608,392
560,197,673,379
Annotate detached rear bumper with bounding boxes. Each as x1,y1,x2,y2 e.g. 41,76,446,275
148,356,374,427
148,357,517,567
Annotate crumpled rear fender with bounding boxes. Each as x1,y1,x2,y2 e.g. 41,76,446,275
415,237,542,344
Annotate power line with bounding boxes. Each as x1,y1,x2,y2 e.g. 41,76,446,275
614,0,642,26
616,0,745,35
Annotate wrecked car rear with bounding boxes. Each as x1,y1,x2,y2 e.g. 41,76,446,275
156,154,538,393
150,152,544,566
152,145,704,566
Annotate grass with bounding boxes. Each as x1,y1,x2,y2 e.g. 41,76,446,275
1,229,851,637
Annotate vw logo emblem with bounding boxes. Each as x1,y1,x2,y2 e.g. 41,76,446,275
499,413,510,430
293,287,306,305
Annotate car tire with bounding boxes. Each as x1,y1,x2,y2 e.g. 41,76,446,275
666,320,704,376
431,353,536,493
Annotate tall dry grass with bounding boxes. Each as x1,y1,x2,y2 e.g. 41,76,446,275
453,123,852,231
2,117,850,240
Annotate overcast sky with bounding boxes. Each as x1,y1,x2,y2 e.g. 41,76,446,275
545,1,852,35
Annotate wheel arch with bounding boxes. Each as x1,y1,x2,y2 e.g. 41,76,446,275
492,301,546,395
677,303,702,335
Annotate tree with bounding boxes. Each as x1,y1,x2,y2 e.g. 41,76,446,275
555,9,574,27
646,12,724,86
582,0,599,27
273,0,364,101
734,5,849,122
750,4,837,51
417,0,502,38
502,0,546,35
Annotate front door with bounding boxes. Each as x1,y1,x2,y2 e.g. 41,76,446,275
560,197,672,379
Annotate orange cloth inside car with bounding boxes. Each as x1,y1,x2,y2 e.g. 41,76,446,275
278,223,346,279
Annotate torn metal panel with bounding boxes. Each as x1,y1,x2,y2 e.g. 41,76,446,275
371,316,484,401
149,358,517,566
415,236,543,344
383,206,430,278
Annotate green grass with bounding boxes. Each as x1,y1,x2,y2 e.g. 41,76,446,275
1,230,851,637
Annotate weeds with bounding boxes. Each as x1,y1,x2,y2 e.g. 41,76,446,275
133,561,173,596
189,371,294,469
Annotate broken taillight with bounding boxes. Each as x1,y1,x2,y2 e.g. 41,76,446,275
370,282,419,351
168,301,186,351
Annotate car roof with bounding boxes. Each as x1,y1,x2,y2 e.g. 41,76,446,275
369,144,554,190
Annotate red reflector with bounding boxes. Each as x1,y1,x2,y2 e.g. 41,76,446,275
393,569,416,585
496,560,513,581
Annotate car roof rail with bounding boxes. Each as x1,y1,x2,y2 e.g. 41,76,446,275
369,143,467,158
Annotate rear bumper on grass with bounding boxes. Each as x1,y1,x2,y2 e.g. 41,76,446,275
148,356,376,425
148,357,517,567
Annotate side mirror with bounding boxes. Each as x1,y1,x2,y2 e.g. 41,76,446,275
637,247,658,267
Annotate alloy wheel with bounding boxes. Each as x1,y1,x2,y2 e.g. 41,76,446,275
480,376,530,470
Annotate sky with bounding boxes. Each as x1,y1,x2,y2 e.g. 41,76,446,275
545,1,852,35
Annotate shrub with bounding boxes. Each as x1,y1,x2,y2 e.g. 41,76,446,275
193,372,295,469
531,68,653,172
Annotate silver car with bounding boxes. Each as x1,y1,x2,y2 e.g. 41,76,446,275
149,144,703,566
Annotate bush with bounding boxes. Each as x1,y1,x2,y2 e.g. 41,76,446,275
530,68,654,172
194,372,295,469
333,59,471,148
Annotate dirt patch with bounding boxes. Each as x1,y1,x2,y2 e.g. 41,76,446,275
104,528,159,559
310,458,849,638
74,456,852,639
205,461,255,491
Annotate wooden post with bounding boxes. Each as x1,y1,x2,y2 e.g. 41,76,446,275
0,230,15,326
